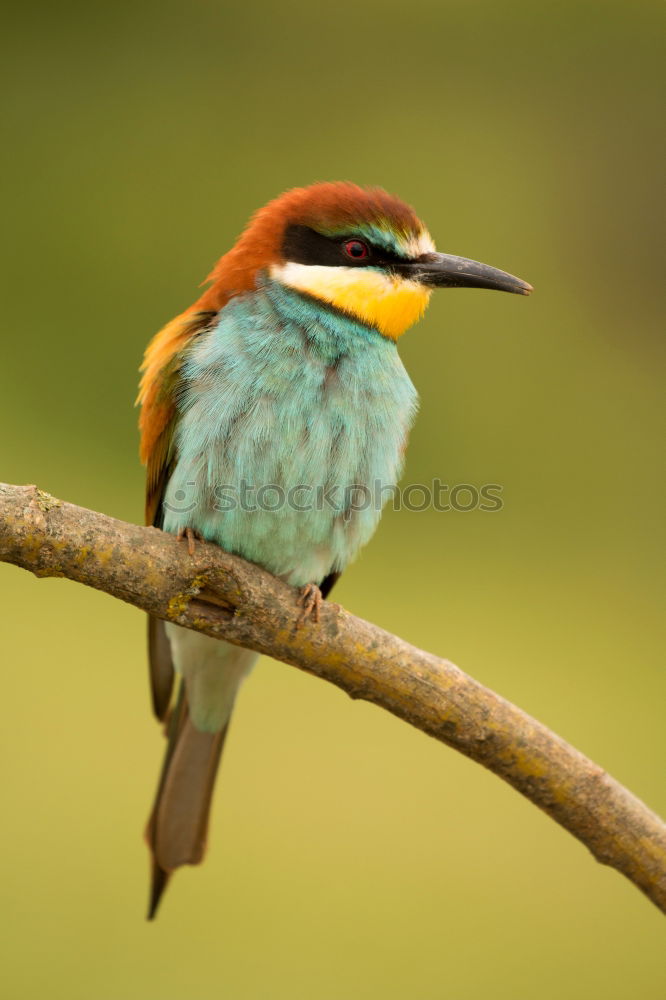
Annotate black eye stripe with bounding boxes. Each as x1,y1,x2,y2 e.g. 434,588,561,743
282,224,408,270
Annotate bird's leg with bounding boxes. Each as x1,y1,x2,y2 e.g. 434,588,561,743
176,526,202,557
297,583,323,627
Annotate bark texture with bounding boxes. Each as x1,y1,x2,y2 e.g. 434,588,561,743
1,482,665,913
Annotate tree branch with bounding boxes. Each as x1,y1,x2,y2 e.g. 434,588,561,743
1,482,664,912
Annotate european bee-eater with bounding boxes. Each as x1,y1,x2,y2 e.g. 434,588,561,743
138,182,531,917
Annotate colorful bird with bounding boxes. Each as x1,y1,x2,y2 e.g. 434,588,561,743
138,182,531,917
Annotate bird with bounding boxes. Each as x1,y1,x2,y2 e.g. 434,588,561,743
137,181,531,918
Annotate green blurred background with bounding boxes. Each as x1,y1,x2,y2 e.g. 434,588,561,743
1,1,664,996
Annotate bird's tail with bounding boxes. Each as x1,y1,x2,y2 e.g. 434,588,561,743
144,625,257,918
145,682,229,919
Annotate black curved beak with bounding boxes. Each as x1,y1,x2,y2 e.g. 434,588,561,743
406,252,532,295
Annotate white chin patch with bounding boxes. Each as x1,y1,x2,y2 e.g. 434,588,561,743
271,261,390,295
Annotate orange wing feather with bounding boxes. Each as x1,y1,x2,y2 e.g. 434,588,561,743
138,308,217,525
138,306,218,721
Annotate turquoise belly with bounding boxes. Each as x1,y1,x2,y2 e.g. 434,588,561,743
162,278,417,586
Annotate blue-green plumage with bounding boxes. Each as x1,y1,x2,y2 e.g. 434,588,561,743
163,277,418,587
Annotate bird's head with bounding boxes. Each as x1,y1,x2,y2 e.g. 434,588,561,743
200,182,532,340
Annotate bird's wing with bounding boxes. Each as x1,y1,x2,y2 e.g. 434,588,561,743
319,571,341,599
139,308,217,525
138,308,218,720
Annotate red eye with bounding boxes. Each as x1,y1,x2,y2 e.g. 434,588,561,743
343,239,369,260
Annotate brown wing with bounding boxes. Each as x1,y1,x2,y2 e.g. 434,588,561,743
319,571,341,599
138,308,217,721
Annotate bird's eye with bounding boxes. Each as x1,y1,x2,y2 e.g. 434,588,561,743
343,239,369,260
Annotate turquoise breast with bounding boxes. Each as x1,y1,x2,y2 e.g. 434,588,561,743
162,277,418,587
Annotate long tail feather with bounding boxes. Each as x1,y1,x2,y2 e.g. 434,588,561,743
148,861,171,920
145,682,228,919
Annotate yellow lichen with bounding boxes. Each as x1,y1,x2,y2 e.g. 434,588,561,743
166,574,210,621
34,489,62,512
167,593,191,619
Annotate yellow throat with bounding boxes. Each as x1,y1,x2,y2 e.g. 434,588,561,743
272,262,432,340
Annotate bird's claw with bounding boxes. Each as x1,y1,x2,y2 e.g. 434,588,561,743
296,583,323,627
176,526,202,557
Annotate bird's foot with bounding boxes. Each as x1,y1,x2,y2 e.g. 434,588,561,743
297,583,323,627
176,526,202,557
